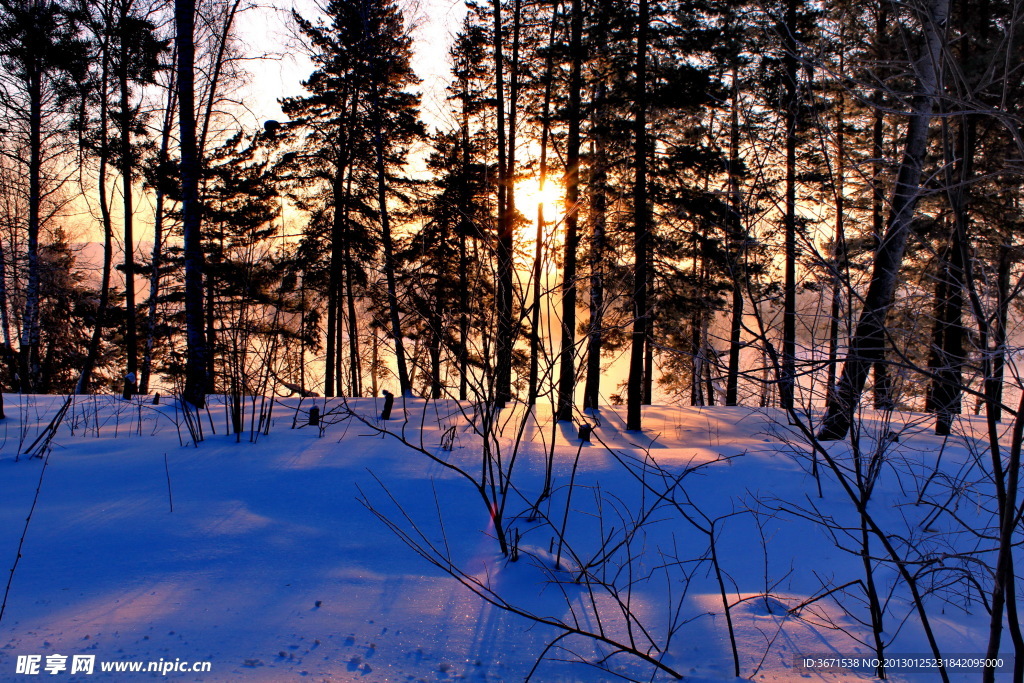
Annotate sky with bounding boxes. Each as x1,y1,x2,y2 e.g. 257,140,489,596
236,0,469,133
65,0,469,247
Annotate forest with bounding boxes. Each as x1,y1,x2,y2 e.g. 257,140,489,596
0,0,1019,448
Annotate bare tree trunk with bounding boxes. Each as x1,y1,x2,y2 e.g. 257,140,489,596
527,0,559,407
205,253,216,392
643,267,653,405
584,80,608,410
325,168,346,397
77,41,114,395
120,42,138,385
20,63,43,392
0,235,15,389
626,0,649,431
819,0,950,441
870,7,892,411
781,0,799,411
338,162,360,397
195,0,242,398
726,67,744,406
428,291,442,399
556,0,583,422
345,247,361,396
492,0,513,405
931,224,965,436
988,242,1010,421
826,55,846,407
457,58,472,402
372,102,411,397
140,51,177,395
931,113,974,435
176,0,208,408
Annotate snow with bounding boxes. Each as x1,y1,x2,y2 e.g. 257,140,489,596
0,394,1014,680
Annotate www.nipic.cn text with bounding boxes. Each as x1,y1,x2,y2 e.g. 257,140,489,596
15,654,213,676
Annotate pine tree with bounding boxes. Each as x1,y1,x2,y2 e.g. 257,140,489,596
0,0,88,391
37,229,108,393
402,131,491,398
283,0,422,398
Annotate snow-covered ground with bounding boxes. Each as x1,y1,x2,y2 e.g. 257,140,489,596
0,394,1015,681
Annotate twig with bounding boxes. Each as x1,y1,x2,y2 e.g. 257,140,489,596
163,452,174,513
0,445,53,624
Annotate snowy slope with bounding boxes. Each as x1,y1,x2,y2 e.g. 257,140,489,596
0,394,1014,681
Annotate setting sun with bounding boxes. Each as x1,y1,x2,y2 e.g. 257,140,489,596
516,176,565,217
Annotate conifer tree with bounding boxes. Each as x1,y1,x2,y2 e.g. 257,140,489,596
0,0,88,391
284,0,422,398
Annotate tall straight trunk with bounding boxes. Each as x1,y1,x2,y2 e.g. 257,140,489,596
0,237,15,385
20,63,43,392
77,45,114,394
931,228,964,435
345,238,361,396
584,80,609,410
932,115,973,435
192,0,240,397
506,0,520,232
527,0,559,406
326,88,357,396
781,0,798,411
871,7,892,411
370,327,379,397
339,286,348,395
492,0,513,404
819,0,950,441
325,168,346,397
988,243,1010,421
457,61,472,401
643,247,654,405
0,224,12,356
626,0,650,431
120,53,137,381
500,0,522,402
205,240,217,392
324,251,337,396
698,196,715,406
428,286,443,398
703,317,715,406
176,0,208,408
924,247,949,415
690,306,702,406
827,65,847,406
726,68,744,406
556,0,583,422
372,99,411,397
140,52,177,395
457,183,469,400
0,226,6,411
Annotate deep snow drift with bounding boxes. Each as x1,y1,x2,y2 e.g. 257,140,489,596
0,393,1015,681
